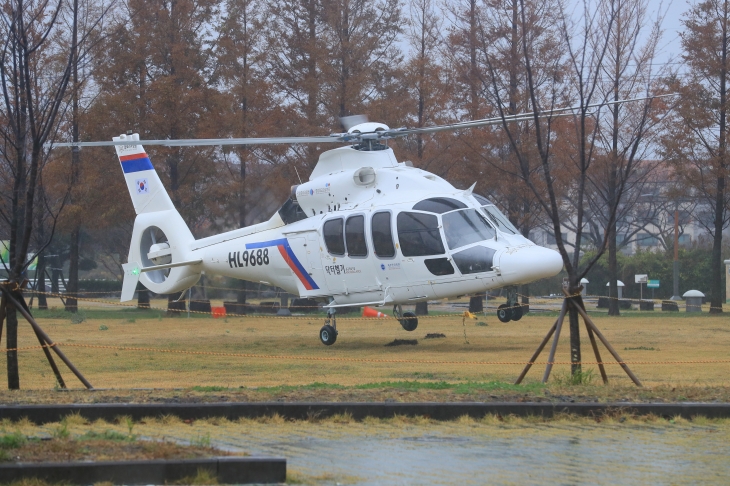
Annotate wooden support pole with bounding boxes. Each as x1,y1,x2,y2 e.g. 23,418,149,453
28,272,38,308
0,296,5,348
542,300,568,383
564,293,608,384
19,291,67,389
1,291,65,387
0,287,93,389
31,326,67,389
515,299,568,385
583,319,608,384
570,299,642,387
45,269,65,306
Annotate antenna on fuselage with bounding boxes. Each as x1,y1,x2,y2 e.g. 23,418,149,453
294,165,303,184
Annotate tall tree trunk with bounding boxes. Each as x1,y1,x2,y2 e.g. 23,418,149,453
608,6,622,317
66,0,80,313
66,228,79,312
710,0,727,314
468,0,479,119
237,147,247,306
36,252,48,310
137,282,150,308
6,306,19,390
568,281,582,377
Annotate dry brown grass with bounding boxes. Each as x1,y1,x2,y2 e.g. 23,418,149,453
0,299,728,395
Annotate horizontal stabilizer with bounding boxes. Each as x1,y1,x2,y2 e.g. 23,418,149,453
120,259,203,302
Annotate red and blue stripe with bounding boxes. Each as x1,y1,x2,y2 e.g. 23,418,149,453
119,153,154,173
246,239,319,290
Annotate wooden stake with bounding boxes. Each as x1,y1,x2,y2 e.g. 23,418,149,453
515,299,568,385
564,294,608,384
0,287,92,389
543,300,568,383
0,295,5,349
16,289,67,388
584,319,608,384
31,325,66,389
569,297,642,387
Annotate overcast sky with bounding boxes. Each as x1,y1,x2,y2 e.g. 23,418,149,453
657,0,690,65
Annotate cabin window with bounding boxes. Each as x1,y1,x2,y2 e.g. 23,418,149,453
345,215,368,257
371,212,395,258
323,218,345,255
397,212,445,256
424,258,455,276
413,197,467,214
442,209,496,249
452,246,497,275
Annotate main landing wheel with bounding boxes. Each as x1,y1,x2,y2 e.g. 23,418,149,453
497,304,513,323
320,325,337,346
511,304,523,321
400,311,418,331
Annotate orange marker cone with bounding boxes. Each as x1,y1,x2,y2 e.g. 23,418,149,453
362,306,386,318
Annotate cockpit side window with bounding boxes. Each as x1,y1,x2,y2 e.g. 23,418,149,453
371,212,395,258
323,218,345,255
397,212,445,256
442,209,496,249
413,197,467,214
345,215,368,257
474,194,493,206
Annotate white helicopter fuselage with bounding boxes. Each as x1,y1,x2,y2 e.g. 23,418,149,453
55,101,658,343
185,145,563,308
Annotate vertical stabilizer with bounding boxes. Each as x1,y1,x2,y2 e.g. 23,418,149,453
114,133,201,301
114,133,175,215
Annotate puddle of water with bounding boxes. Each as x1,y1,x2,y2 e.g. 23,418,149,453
125,421,730,485
244,427,728,484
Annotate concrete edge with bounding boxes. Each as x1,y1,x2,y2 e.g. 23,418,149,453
1,401,729,423
0,456,286,484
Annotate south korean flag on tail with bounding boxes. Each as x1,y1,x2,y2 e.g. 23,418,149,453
136,178,149,194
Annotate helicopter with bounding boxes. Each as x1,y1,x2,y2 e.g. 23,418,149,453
52,99,655,346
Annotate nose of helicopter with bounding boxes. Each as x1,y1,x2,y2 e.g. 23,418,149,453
499,245,563,285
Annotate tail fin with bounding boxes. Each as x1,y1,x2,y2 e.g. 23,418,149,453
115,134,201,301
114,134,175,214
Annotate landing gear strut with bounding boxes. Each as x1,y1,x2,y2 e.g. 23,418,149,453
497,287,523,323
394,304,418,331
320,306,338,346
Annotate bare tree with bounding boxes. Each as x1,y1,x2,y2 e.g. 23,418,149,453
0,0,79,388
587,0,669,315
482,0,666,377
662,0,730,312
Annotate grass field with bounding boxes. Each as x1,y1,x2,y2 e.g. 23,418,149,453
0,296,728,396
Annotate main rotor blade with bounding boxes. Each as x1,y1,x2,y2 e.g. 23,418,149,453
383,93,674,139
49,135,345,148
47,94,674,149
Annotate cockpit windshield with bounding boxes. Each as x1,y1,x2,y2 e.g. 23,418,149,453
481,206,519,234
474,194,519,235
442,209,496,250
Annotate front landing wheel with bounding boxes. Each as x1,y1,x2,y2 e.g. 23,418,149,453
497,304,512,323
319,325,338,346
511,304,523,321
400,312,418,331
